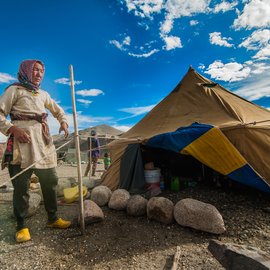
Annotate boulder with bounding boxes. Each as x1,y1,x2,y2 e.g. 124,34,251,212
174,198,225,234
90,185,112,206
108,189,130,210
208,239,270,270
82,200,104,225
147,197,174,224
126,195,148,216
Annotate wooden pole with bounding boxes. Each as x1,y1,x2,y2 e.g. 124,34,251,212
69,64,85,234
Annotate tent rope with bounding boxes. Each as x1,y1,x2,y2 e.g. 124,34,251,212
0,133,142,186
221,119,270,130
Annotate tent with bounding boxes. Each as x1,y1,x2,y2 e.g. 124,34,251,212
101,67,270,193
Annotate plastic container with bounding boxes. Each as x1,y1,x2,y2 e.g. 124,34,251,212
171,176,180,192
144,168,161,184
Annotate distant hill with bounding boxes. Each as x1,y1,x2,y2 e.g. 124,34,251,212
53,124,123,152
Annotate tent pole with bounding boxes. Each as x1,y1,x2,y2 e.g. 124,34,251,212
69,64,85,234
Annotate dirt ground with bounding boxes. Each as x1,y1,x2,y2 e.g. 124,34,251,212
0,163,270,270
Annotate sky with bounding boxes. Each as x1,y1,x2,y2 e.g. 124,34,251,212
0,0,270,142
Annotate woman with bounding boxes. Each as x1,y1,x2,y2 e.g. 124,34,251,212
0,60,71,243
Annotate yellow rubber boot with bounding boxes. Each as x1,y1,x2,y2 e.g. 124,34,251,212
16,228,31,243
47,218,71,229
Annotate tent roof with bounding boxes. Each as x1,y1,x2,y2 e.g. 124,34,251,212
121,67,270,141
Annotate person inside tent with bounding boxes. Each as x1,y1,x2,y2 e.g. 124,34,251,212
0,60,71,243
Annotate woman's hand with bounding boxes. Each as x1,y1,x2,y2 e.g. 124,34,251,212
8,126,31,143
59,122,69,138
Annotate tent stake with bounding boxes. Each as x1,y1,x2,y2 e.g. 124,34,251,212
69,64,85,234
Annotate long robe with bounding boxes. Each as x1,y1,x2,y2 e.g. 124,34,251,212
0,85,68,169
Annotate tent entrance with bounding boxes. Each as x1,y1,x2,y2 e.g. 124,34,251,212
141,145,232,190
119,143,230,193
142,145,202,187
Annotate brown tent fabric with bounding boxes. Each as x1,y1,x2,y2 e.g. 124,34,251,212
101,67,270,190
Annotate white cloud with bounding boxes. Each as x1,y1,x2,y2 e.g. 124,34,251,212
161,0,210,34
213,1,238,13
252,44,270,60
250,62,270,74
77,99,92,105
124,0,163,19
190,20,199,26
239,29,270,50
162,35,183,50
54,78,82,85
76,89,104,97
245,60,253,65
119,104,155,118
233,0,270,30
234,69,270,101
205,60,251,82
160,18,174,34
138,21,150,30
198,63,206,70
128,49,159,58
110,34,158,58
209,32,233,47
109,35,131,51
0,72,16,84
112,125,132,132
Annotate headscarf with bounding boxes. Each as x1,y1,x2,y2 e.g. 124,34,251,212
7,59,45,93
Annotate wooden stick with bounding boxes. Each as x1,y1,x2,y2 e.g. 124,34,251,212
0,139,73,187
69,64,85,234
171,246,181,270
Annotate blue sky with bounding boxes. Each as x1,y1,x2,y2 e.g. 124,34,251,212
0,0,270,142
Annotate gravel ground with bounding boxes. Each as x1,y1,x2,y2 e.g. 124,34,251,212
0,164,270,270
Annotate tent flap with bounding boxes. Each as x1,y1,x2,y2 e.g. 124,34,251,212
119,144,145,192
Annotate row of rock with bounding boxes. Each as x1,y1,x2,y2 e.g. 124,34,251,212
89,186,226,234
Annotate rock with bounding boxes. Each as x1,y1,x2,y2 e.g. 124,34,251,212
174,198,225,234
81,200,104,225
208,239,270,270
126,195,148,216
90,185,112,206
108,189,130,210
57,178,72,196
82,177,101,189
147,197,174,224
27,193,41,217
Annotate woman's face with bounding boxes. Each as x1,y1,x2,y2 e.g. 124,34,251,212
32,62,44,86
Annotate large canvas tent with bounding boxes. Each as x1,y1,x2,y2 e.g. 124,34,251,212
101,67,270,193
